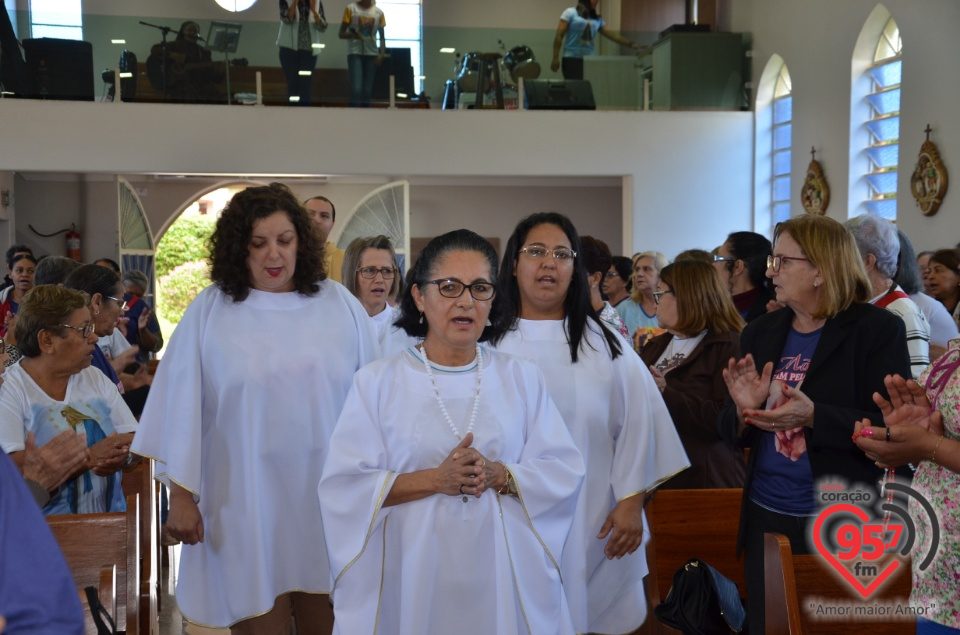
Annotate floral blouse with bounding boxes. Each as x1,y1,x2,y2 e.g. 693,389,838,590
912,338,960,627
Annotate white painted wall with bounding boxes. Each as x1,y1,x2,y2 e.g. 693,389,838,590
0,101,753,261
734,0,960,251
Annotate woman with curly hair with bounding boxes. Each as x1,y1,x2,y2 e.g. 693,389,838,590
132,183,378,634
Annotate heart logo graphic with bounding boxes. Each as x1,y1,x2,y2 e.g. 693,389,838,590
812,503,902,599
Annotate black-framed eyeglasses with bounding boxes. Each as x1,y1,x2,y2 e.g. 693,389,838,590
105,295,129,311
767,254,810,272
58,322,95,338
518,246,577,261
425,278,496,301
357,266,396,280
652,289,673,305
713,255,737,263
604,270,621,278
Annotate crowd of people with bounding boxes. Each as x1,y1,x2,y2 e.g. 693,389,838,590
4,188,960,635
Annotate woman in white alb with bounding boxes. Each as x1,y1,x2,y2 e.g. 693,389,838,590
132,184,378,634
490,212,689,635
319,229,584,634
341,235,416,356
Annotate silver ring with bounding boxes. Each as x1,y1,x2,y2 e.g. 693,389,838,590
459,485,466,495
885,427,891,442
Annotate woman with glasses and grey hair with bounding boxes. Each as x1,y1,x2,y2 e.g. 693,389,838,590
490,212,688,635
341,235,416,355
320,229,584,634
0,285,137,516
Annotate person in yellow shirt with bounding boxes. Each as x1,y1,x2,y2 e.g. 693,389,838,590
305,196,345,283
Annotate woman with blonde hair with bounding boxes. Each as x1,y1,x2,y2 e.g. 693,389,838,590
719,214,911,633
641,260,746,489
341,235,415,355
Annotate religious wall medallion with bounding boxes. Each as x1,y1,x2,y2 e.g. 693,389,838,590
911,125,949,217
801,147,830,215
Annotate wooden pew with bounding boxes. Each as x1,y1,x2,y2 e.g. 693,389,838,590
642,488,745,634
122,459,160,635
763,532,915,634
47,494,140,635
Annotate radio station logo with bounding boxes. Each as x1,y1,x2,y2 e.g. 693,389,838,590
812,480,940,600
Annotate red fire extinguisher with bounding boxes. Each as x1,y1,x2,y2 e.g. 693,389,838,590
28,223,83,261
65,225,82,262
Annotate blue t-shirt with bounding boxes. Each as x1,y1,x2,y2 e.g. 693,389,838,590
750,326,822,515
561,6,604,58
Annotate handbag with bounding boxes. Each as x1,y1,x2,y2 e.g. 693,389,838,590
83,585,117,635
654,558,747,635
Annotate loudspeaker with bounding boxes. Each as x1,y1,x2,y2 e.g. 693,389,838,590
22,37,94,101
373,47,414,99
523,79,595,110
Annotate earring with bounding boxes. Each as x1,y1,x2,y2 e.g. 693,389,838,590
94,308,100,315
485,318,492,327
419,312,424,325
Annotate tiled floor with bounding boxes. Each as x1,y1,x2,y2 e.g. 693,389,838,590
160,545,228,635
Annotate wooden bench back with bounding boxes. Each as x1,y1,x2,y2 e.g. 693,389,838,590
643,488,745,634
764,532,915,635
122,459,159,635
47,493,140,635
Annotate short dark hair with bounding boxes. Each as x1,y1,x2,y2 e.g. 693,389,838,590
64,264,121,298
579,236,612,276
94,258,121,275
15,285,89,358
34,256,81,286
11,253,37,270
726,231,773,291
490,212,622,363
611,256,633,292
210,183,326,302
5,244,32,268
305,195,336,222
394,229,510,340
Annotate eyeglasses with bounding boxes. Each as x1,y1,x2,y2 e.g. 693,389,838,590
105,295,129,311
425,278,496,301
357,266,396,280
652,289,674,304
767,254,811,272
58,322,95,338
713,255,737,263
604,271,621,278
518,246,577,261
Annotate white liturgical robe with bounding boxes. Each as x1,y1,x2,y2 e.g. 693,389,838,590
318,347,585,634
132,282,379,627
495,318,690,634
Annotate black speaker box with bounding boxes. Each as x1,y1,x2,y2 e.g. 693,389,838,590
523,79,595,110
373,47,414,99
22,37,94,101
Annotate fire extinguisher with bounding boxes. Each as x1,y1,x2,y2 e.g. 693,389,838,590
65,225,82,261
28,223,82,261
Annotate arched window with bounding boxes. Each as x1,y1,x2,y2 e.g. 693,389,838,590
754,55,792,236
861,16,902,219
771,64,793,225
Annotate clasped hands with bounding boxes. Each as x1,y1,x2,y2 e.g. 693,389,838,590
436,432,509,499
722,353,814,432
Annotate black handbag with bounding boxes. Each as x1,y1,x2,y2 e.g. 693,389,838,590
83,585,117,635
654,558,747,635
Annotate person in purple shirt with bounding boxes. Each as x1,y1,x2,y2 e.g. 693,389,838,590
0,450,84,633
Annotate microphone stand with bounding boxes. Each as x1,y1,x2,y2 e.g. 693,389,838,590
140,21,175,100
